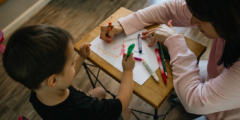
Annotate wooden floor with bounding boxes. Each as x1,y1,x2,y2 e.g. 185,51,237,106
0,0,212,120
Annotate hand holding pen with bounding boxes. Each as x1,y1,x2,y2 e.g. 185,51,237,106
122,53,135,72
100,21,123,41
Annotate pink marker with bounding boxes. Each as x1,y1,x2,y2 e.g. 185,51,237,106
133,57,142,61
155,49,167,86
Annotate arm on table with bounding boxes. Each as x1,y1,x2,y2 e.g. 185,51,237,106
118,0,193,35
164,34,240,114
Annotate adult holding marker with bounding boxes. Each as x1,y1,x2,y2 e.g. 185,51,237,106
100,0,240,119
107,22,113,43
100,21,123,42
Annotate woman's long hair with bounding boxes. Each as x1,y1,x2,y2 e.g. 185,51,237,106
186,0,240,68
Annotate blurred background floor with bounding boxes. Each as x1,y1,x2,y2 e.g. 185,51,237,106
0,0,212,119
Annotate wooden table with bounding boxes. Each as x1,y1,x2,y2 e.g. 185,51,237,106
74,7,206,111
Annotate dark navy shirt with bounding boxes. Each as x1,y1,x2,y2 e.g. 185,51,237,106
30,85,122,120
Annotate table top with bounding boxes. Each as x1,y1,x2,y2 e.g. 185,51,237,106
74,7,206,109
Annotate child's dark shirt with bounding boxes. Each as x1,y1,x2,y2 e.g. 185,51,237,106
29,85,122,120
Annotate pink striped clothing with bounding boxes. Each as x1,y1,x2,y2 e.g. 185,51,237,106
118,0,240,119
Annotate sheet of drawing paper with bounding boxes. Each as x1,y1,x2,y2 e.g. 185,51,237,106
90,29,159,85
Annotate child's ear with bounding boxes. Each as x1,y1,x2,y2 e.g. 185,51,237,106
47,74,58,88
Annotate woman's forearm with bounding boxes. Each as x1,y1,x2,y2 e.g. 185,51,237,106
118,0,192,35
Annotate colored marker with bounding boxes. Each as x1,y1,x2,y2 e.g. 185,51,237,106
108,22,112,43
133,57,142,61
133,51,145,55
138,34,142,53
155,49,167,85
142,59,159,82
157,42,168,77
126,44,135,61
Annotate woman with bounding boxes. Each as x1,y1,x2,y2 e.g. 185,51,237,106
100,0,240,119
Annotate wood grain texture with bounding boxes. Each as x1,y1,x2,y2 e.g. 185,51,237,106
0,0,210,119
74,7,206,109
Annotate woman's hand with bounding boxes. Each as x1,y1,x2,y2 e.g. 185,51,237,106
142,20,179,47
79,43,91,59
100,21,123,41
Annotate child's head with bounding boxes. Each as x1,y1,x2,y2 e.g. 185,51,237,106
3,24,76,90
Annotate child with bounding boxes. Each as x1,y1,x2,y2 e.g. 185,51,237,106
3,24,135,120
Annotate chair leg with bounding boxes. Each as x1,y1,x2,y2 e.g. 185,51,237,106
83,62,116,98
83,62,96,88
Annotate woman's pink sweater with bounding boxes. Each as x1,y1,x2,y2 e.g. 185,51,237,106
118,0,240,119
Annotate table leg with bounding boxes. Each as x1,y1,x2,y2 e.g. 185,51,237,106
131,109,161,120
131,107,174,120
83,62,116,98
83,62,96,88
154,109,159,120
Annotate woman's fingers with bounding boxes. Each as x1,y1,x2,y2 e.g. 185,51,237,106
100,32,109,40
148,36,156,47
108,27,118,38
142,29,156,39
100,21,123,41
167,20,173,28
142,28,156,35
100,25,110,40
143,32,154,39
142,30,152,35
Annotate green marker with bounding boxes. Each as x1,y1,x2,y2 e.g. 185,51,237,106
157,42,168,77
126,44,135,60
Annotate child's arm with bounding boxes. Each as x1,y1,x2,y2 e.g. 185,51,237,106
74,55,85,76
74,43,91,76
116,53,135,112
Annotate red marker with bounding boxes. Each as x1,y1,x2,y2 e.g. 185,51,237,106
155,49,167,86
108,22,112,43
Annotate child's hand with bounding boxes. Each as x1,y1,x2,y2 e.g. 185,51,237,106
79,43,91,59
100,21,123,41
122,53,135,71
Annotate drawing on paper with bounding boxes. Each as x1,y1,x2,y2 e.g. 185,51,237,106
90,29,159,85
94,44,120,60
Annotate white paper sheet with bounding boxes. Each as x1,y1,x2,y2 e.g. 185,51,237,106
90,29,159,85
